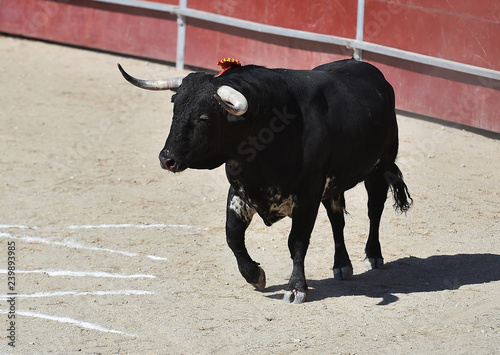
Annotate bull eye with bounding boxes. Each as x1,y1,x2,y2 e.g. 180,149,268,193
199,114,210,122
191,114,210,128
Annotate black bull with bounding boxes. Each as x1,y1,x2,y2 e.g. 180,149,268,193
118,58,412,304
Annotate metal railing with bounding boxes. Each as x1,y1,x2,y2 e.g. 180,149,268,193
91,0,500,80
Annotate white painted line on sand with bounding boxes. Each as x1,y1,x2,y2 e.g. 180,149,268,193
56,238,139,257
0,224,39,229
0,233,167,260
0,269,156,278
146,255,168,261
0,309,136,337
67,223,208,230
0,289,153,300
1,223,207,231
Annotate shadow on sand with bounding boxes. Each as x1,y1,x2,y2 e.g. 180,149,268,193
264,253,500,304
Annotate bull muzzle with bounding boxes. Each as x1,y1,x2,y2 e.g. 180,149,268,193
159,151,176,172
159,150,184,172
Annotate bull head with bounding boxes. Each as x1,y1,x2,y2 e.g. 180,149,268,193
118,64,250,172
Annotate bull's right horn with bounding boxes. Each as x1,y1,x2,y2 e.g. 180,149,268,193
214,86,248,116
117,64,184,90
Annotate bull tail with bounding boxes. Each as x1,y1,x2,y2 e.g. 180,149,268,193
384,163,413,214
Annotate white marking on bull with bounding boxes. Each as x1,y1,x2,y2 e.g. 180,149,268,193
264,187,296,218
229,194,256,223
322,177,333,198
322,177,344,213
331,198,344,213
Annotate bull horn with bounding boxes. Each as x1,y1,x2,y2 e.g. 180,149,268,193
214,86,248,116
117,63,184,90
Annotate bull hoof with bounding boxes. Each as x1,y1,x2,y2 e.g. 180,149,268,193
364,257,384,270
333,265,353,280
283,289,307,304
251,267,266,291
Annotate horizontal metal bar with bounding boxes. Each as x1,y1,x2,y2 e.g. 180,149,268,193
176,7,353,48
89,0,500,81
90,0,177,14
353,40,500,80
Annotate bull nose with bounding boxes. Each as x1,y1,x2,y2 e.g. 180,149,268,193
159,152,176,171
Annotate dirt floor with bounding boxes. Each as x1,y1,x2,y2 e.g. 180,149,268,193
0,35,499,355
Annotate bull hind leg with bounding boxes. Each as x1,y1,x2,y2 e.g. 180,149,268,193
363,162,412,269
363,166,390,269
225,188,266,290
322,195,353,280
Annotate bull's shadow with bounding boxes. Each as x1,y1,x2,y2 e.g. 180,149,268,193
264,253,500,304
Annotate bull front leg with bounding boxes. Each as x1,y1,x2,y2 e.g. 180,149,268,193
283,196,321,304
225,187,265,290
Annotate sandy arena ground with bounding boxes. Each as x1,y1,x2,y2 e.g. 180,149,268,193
0,35,499,354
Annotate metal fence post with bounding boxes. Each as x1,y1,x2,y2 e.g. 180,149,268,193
354,0,365,61
176,0,187,70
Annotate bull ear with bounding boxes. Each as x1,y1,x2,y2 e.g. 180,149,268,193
214,86,248,116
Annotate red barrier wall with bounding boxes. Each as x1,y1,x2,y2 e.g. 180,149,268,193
363,0,499,131
0,0,178,62
0,0,498,132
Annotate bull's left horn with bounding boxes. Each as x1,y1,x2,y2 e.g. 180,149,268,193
214,86,248,116
117,64,184,90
